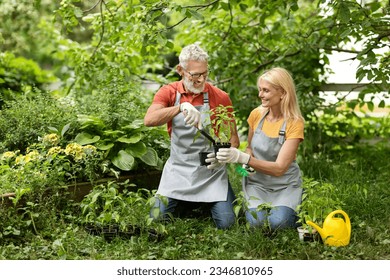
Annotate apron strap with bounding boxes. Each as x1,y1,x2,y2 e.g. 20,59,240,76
203,93,209,104
278,121,287,145
175,91,181,105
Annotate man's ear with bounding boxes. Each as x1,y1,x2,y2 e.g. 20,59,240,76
176,65,183,76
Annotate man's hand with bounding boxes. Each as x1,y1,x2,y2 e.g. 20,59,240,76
180,102,202,129
216,148,251,164
205,152,225,170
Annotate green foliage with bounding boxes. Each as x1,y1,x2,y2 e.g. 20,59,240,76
1,144,390,259
80,181,166,237
296,177,344,230
81,181,143,227
198,105,236,144
70,79,169,172
75,115,164,172
0,0,58,56
0,89,78,153
301,107,390,156
0,135,104,194
0,52,56,108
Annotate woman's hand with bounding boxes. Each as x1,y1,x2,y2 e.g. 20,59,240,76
216,148,250,164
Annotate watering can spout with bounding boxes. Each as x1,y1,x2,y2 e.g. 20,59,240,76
306,221,324,236
306,210,351,247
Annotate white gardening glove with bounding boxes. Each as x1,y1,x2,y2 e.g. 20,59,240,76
205,152,225,170
216,148,251,164
180,102,202,129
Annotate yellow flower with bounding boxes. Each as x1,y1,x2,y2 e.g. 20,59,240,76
65,143,85,161
25,150,40,162
1,151,16,161
47,146,63,156
42,133,60,146
15,155,25,165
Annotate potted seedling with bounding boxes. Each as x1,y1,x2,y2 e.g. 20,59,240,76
296,177,344,242
196,105,236,165
80,181,165,241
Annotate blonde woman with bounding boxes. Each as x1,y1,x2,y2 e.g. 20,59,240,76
216,67,304,231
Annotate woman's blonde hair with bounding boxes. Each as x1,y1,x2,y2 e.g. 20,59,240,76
258,67,303,121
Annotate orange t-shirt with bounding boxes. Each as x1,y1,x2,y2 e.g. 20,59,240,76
151,81,234,136
247,107,304,140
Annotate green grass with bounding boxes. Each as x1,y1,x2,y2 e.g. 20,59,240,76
1,144,389,260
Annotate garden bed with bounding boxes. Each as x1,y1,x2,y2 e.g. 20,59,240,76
0,170,162,205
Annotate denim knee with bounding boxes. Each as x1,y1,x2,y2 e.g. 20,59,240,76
268,206,297,230
245,209,267,227
213,211,235,229
149,196,177,220
210,184,236,229
245,206,297,230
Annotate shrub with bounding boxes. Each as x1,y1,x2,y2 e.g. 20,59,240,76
0,51,56,109
0,88,77,153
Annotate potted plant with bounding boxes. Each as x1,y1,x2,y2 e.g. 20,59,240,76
80,181,165,241
296,177,344,242
196,105,236,165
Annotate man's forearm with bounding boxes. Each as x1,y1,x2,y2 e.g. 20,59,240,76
144,104,181,127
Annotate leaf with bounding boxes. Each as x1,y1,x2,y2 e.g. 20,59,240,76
117,134,142,144
48,126,59,133
95,142,114,151
111,150,135,171
61,123,71,137
188,10,204,20
75,132,100,145
139,147,159,166
77,114,105,130
338,3,350,23
367,101,374,112
125,141,147,158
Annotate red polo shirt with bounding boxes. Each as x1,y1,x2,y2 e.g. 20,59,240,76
151,81,234,136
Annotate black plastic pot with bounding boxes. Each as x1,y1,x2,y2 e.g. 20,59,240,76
147,228,164,242
199,152,211,166
84,223,164,242
213,142,231,154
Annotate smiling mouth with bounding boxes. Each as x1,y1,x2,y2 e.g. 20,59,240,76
193,81,203,86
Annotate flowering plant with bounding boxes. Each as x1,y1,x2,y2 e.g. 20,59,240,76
0,133,104,193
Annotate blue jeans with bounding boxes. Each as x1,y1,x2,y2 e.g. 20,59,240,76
150,184,236,229
245,206,298,231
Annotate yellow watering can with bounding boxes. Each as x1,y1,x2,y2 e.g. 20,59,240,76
306,210,351,247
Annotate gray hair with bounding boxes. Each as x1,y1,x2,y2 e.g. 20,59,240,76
178,44,209,69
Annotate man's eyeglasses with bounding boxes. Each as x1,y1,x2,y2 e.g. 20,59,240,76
183,68,209,79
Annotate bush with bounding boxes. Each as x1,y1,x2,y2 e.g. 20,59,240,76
0,51,56,109
0,88,77,153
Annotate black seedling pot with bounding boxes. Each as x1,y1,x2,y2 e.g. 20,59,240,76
213,142,231,154
199,152,211,166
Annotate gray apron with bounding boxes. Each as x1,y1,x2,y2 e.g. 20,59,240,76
244,111,302,209
156,91,229,202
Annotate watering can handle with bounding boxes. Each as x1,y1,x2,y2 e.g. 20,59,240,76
330,210,351,235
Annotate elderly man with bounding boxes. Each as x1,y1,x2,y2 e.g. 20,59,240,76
144,44,239,229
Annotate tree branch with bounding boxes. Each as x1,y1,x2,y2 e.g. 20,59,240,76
90,0,105,59
83,0,101,13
